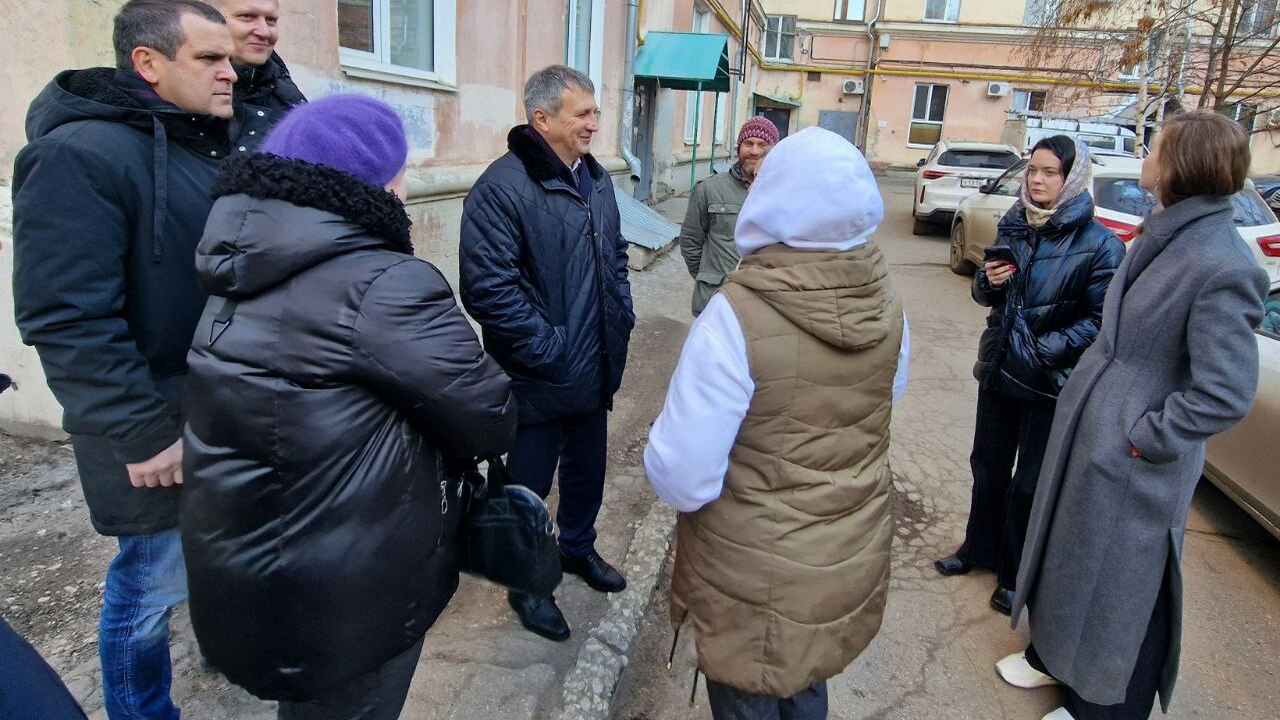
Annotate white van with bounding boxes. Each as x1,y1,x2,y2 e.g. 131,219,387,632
1022,117,1138,157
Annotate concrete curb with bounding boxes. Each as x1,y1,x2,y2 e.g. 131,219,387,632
554,499,676,720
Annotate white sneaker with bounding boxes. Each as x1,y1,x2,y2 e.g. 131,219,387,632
1042,708,1075,720
995,651,1062,689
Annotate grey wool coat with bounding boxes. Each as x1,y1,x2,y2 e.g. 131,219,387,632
1011,195,1268,710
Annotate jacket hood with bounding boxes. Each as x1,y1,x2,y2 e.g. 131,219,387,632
26,68,157,141
729,244,894,351
735,127,883,257
198,154,413,298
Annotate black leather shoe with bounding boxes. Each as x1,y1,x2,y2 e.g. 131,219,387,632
933,553,973,576
508,590,570,641
560,550,627,593
990,587,1014,616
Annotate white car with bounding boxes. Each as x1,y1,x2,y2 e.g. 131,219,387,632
949,154,1280,284
912,140,1022,235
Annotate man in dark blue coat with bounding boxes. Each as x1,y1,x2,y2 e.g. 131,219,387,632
460,64,635,641
11,2,236,717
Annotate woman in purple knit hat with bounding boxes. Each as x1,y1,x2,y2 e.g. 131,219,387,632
180,95,517,719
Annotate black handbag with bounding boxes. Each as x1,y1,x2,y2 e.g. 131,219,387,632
457,457,562,597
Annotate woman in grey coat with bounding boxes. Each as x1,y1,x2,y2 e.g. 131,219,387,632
1002,110,1269,720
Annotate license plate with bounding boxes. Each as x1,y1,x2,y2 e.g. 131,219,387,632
961,178,983,188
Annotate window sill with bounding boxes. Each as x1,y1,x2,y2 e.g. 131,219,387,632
907,143,937,149
922,18,959,24
340,65,458,92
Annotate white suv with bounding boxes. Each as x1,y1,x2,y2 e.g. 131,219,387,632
912,140,1021,235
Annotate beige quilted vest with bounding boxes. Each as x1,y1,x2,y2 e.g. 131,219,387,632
670,243,902,697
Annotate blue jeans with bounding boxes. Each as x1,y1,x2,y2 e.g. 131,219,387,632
705,679,828,720
99,528,188,720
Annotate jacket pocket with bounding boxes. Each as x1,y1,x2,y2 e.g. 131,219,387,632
708,201,743,236
695,269,727,286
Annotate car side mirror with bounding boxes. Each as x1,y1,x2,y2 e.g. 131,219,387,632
916,158,927,168
979,179,996,194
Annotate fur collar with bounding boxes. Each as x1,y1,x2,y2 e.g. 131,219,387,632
507,124,604,187
213,154,413,253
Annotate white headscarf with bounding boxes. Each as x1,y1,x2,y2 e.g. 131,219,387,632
1021,138,1092,229
734,127,884,257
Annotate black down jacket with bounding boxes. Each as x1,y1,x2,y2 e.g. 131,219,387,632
228,52,306,155
12,68,230,535
181,154,517,701
459,126,635,424
973,192,1125,403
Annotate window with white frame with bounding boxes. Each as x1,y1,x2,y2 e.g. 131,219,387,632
1239,0,1279,37
1225,102,1259,132
909,84,948,146
715,92,729,144
338,0,457,85
1011,89,1047,114
566,0,606,99
924,0,961,22
764,15,797,61
835,0,865,22
684,8,712,143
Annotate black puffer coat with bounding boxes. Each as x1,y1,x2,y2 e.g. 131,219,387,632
228,53,306,155
459,126,634,424
181,154,517,701
973,192,1125,403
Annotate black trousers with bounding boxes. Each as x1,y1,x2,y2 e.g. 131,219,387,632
276,635,425,720
1026,572,1172,720
705,679,828,720
958,387,1057,590
507,405,608,560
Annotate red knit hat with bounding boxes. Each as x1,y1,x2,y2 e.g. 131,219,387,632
737,116,780,149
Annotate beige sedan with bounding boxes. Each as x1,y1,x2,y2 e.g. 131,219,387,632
1203,285,1280,540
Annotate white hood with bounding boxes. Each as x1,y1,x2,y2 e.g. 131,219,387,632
733,126,884,257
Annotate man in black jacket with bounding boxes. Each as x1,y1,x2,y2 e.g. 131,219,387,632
209,0,307,154
11,2,235,717
460,65,635,641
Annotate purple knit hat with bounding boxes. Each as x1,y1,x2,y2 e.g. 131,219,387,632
261,94,408,187
737,116,780,149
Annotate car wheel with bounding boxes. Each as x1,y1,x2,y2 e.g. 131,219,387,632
912,216,931,236
949,220,976,275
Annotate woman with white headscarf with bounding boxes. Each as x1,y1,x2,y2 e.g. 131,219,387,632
934,136,1125,616
644,127,909,719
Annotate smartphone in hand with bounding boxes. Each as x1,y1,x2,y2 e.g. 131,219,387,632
983,244,1017,270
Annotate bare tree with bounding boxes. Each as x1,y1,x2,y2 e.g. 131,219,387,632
1019,0,1280,138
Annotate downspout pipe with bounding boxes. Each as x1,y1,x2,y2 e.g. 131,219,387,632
857,0,884,149
620,0,643,191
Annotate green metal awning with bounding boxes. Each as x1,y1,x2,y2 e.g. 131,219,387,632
634,32,731,93
753,92,801,108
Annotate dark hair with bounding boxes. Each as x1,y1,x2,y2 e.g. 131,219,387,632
1154,110,1249,206
113,0,226,71
1030,135,1076,177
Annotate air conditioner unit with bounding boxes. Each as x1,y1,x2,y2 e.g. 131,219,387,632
842,79,865,95
987,82,1011,97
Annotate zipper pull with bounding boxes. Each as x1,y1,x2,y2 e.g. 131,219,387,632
440,480,449,515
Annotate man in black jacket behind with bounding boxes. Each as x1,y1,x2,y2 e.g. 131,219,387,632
11,2,235,717
460,65,635,641
208,0,307,154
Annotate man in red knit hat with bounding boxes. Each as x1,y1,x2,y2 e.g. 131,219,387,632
678,116,780,316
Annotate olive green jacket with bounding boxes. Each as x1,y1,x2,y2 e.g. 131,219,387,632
679,164,750,316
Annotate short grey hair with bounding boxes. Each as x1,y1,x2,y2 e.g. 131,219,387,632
523,65,595,120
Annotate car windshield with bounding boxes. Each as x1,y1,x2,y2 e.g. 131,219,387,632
990,159,1027,196
938,150,1019,170
1094,178,1158,218
1232,188,1277,227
